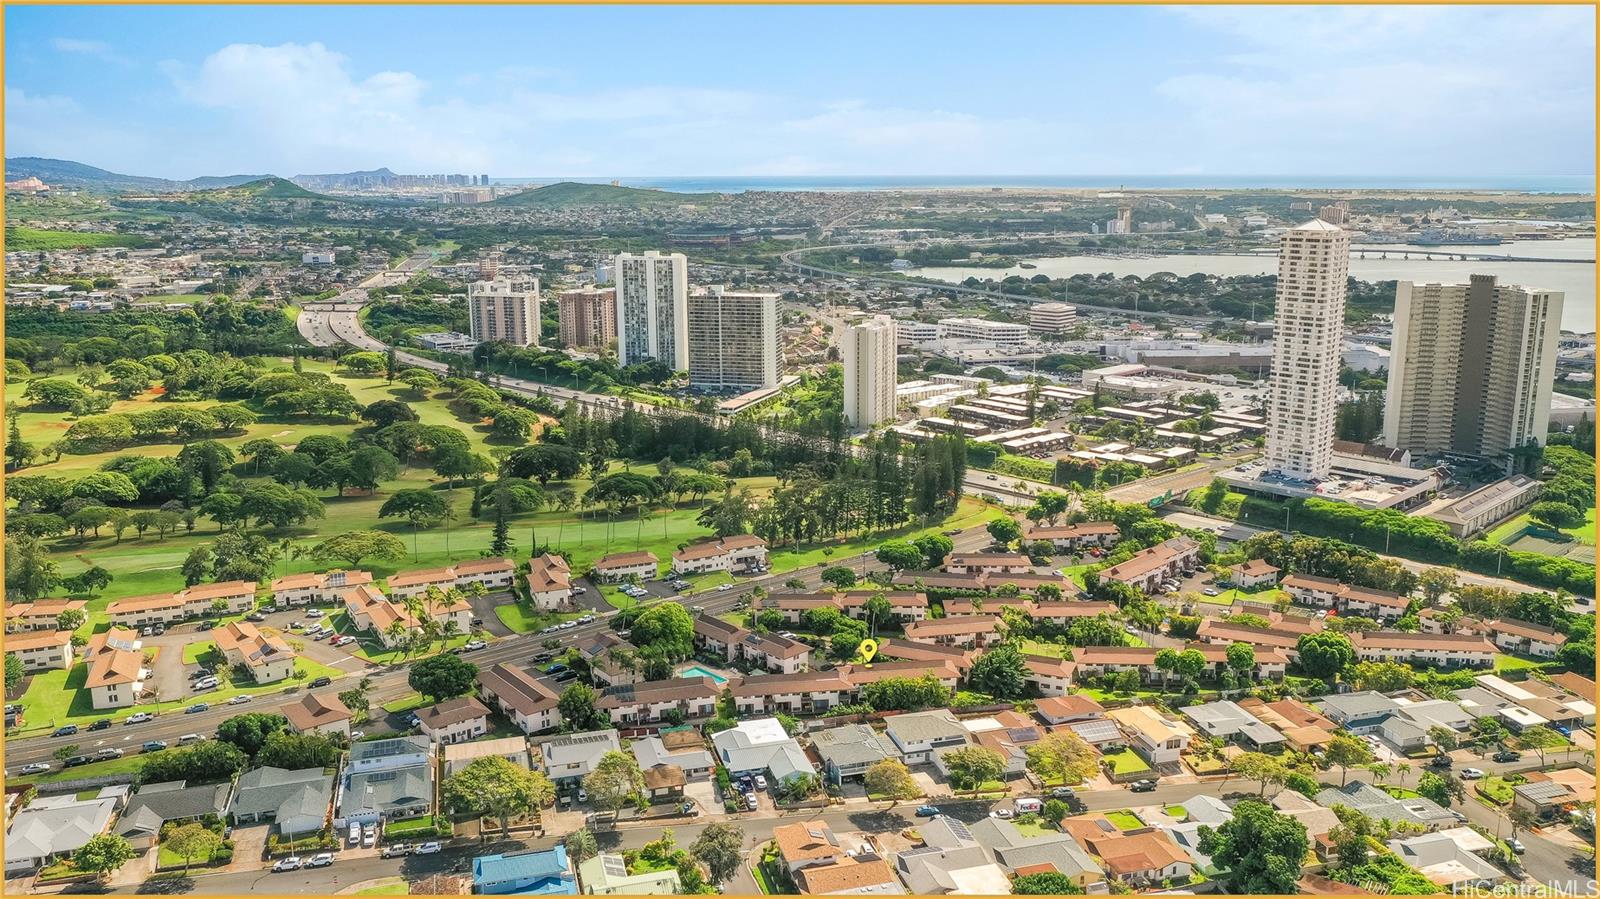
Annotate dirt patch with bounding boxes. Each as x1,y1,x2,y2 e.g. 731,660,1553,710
272,430,293,438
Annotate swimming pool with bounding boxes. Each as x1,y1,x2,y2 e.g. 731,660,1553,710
678,664,729,685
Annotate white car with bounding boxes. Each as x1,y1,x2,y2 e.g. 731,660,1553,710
125,712,154,725
558,621,577,630
349,730,365,742
1201,588,1220,596
273,857,303,872
754,775,768,790
990,809,1014,819
348,823,361,846
18,762,50,775
306,853,334,868
573,587,587,595
414,842,442,855
177,733,206,745
462,640,488,651
1459,767,1485,780
305,609,325,619
227,694,253,705
193,676,220,690
717,584,733,592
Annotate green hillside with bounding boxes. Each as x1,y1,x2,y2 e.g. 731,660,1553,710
492,180,718,208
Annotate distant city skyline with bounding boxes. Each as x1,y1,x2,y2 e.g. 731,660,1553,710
4,5,1594,180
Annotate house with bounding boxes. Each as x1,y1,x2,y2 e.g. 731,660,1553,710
894,817,1011,894
444,737,532,777
956,713,1044,778
1314,783,1455,829
1319,691,1404,733
1228,559,1280,589
283,692,354,737
474,847,577,896
1349,632,1497,668
596,677,719,725
478,663,563,734
713,718,816,784
883,710,969,765
270,569,372,607
1025,521,1120,552
85,647,146,709
1181,700,1286,751
641,764,686,801
540,731,623,792
114,780,230,849
670,535,768,575
3,794,119,873
902,615,1001,648
4,630,74,672
944,553,1032,575
578,852,682,895
416,696,492,745
811,724,900,784
5,598,88,632
840,660,962,692
1485,618,1568,657
527,554,574,610
877,638,975,673
228,766,334,836
106,581,256,627
1034,694,1107,727
772,821,849,873
1093,831,1194,885
339,736,434,826
1239,697,1337,752
1280,574,1345,609
968,817,1104,889
794,856,904,895
1387,829,1507,888
213,621,297,683
631,729,715,781
1513,781,1579,820
1271,791,1341,841
1338,586,1411,621
590,551,659,583
1021,654,1075,697
1097,536,1200,593
836,590,929,622
1106,705,1190,766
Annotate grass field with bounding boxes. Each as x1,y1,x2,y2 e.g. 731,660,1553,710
7,752,146,786
1487,508,1596,547
4,226,152,251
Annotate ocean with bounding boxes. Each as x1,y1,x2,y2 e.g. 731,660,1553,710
497,174,1597,194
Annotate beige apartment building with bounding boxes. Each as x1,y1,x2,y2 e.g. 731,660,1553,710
556,286,616,351
1264,220,1349,480
1383,274,1563,461
1029,302,1077,334
685,285,781,391
840,314,896,430
468,277,541,346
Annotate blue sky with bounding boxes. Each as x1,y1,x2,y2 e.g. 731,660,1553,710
5,5,1594,179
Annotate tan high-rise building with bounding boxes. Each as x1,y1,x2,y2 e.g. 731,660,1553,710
1030,302,1077,334
1264,219,1349,481
557,287,617,351
686,286,781,391
616,251,688,369
468,277,540,346
1383,275,1563,461
841,315,896,430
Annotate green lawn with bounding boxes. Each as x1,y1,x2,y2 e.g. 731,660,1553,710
1487,508,1596,546
1104,810,1145,831
1102,748,1152,776
1013,819,1056,838
326,609,473,665
158,840,225,871
8,752,146,786
183,641,218,664
762,496,992,574
1020,639,1069,658
1164,805,1187,819
383,814,447,837
494,603,578,634
382,693,430,715
1059,563,1097,590
354,880,410,895
1477,776,1515,805
1494,653,1552,673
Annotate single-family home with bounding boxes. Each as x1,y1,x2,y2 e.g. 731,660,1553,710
1513,781,1580,820
772,821,850,874
968,817,1104,889
3,793,119,874
1387,829,1507,889
283,692,354,737
339,736,434,826
794,856,904,895
474,847,577,896
1314,783,1455,830
895,816,1011,895
1182,700,1286,751
1094,831,1194,886
1034,694,1107,727
444,737,532,777
540,730,623,793
883,710,970,765
578,852,681,895
115,780,230,850
631,729,715,781
228,766,334,836
711,718,816,785
416,696,492,745
1106,705,1190,766
810,723,900,784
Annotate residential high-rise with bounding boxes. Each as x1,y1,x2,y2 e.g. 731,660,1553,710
1030,302,1078,334
615,251,688,370
1264,219,1350,480
685,286,781,391
1318,201,1350,226
468,277,540,346
1382,275,1563,461
557,287,617,351
840,315,896,430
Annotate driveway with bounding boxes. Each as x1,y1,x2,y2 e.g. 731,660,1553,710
228,824,272,869
136,630,197,704
464,591,515,637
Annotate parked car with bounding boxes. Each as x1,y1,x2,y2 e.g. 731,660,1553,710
744,792,758,808
554,670,579,682
199,620,215,631
1555,725,1573,737
717,584,733,592
193,677,220,691
414,842,442,855
362,826,376,849
186,703,210,714
1049,787,1077,799
349,731,365,741
142,740,167,752
245,612,267,622
1508,838,1526,854
382,844,412,859
1493,750,1522,763
1427,754,1453,768
177,733,206,745
546,663,569,674
573,587,587,595
1459,767,1485,780
53,725,79,737
309,677,332,688
1201,588,1221,596
125,712,154,725
1130,779,1157,793
753,774,768,791
989,809,1014,819
348,823,361,846
93,748,124,761
88,718,112,731
227,694,253,705
18,762,51,775
462,640,487,652
273,857,303,872
63,755,92,768
406,714,421,728
307,853,334,868
915,806,941,817
305,609,325,619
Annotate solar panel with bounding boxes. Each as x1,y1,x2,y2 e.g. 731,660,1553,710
603,856,627,877
944,818,974,842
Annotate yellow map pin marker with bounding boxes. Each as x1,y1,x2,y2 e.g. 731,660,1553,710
858,638,879,665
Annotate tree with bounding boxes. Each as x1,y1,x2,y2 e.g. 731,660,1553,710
443,756,554,835
1426,726,1459,754
1196,799,1308,894
6,536,61,601
71,471,140,505
217,712,290,757
584,751,645,822
863,759,920,801
1324,734,1375,787
1529,501,1584,530
1296,632,1355,679
1417,771,1464,808
986,516,1023,546
941,745,1005,794
1025,730,1099,787
379,489,452,559
1417,567,1458,605
564,828,599,864
1012,871,1084,895
913,533,955,568
861,675,951,711
6,410,36,471
1517,724,1565,766
503,443,582,485
1229,751,1289,796
1352,660,1415,693
310,530,406,567
255,732,342,769
820,566,857,589
72,833,136,881
409,653,479,701
140,740,248,784
181,545,215,587
1507,804,1537,841
164,822,222,873
1226,642,1256,681
557,683,609,732
4,654,24,694
629,602,695,660
362,399,418,429
691,822,745,885
55,607,87,632
175,441,235,495
968,641,1030,699
874,540,924,571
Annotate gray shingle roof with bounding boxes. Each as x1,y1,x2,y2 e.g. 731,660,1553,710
230,767,334,821
116,781,229,829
